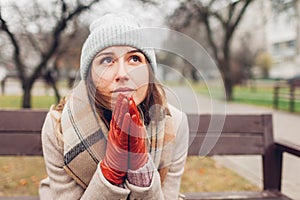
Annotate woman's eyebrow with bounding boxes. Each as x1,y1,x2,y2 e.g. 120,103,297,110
95,49,141,58
127,49,142,54
95,52,114,58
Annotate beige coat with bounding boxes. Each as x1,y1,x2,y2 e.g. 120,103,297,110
39,103,188,200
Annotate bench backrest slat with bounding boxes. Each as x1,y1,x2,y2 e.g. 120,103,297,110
0,110,47,131
187,114,271,156
188,114,264,133
0,110,273,158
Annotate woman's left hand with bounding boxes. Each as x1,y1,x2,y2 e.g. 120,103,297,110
128,97,148,170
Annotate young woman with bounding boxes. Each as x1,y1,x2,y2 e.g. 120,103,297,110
39,13,189,199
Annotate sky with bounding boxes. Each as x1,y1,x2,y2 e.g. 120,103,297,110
0,0,180,27
81,0,180,27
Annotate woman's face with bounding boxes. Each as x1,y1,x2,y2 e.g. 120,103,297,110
91,46,150,109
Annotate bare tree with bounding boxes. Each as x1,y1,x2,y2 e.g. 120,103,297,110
0,0,101,108
169,0,254,101
232,31,258,83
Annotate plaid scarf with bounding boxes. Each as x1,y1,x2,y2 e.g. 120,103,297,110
60,81,176,188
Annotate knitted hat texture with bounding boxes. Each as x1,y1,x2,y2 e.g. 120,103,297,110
80,13,157,80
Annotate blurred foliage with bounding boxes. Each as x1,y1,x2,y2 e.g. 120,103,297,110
255,52,273,78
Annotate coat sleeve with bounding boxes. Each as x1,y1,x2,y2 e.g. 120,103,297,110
161,108,189,199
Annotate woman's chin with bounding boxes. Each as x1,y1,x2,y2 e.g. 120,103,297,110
112,91,134,100
119,91,134,97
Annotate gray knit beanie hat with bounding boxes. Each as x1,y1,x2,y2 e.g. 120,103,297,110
80,12,157,80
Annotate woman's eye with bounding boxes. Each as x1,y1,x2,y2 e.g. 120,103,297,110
129,55,141,63
100,57,114,64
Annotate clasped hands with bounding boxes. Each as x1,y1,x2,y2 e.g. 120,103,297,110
100,94,148,185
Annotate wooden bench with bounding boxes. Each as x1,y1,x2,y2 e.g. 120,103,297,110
1,109,300,200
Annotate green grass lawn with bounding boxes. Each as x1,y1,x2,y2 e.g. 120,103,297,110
233,86,300,113
0,95,56,109
0,94,260,196
192,82,300,113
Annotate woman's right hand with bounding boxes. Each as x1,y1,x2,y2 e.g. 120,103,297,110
100,94,130,185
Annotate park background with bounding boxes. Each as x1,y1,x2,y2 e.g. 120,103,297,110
0,0,300,199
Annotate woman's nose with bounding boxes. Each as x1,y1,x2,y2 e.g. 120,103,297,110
115,61,129,82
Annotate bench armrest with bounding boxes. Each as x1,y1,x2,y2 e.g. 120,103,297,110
275,139,300,157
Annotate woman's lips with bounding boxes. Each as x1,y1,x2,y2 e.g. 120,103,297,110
112,87,135,93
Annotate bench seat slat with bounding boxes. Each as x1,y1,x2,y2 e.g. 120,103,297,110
188,135,264,156
0,133,42,156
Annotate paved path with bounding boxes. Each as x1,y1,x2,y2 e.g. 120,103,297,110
167,86,300,199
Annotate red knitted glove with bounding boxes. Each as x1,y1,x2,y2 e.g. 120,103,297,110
100,94,130,185
128,96,148,170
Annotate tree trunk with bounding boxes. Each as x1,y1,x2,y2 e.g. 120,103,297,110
1,78,6,95
22,81,32,108
191,68,199,82
53,83,60,103
221,39,233,101
48,74,61,103
224,76,233,101
220,60,233,101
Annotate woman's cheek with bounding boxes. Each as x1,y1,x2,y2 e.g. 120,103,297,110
93,67,113,87
133,84,148,106
130,66,149,105
93,70,114,96
130,66,149,87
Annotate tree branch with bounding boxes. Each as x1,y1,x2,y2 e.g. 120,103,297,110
197,8,220,66
228,1,237,24
191,1,220,63
208,0,218,7
135,0,158,6
0,6,26,80
12,4,45,56
29,0,101,85
230,0,253,35
211,10,227,28
204,17,220,67
169,2,193,29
